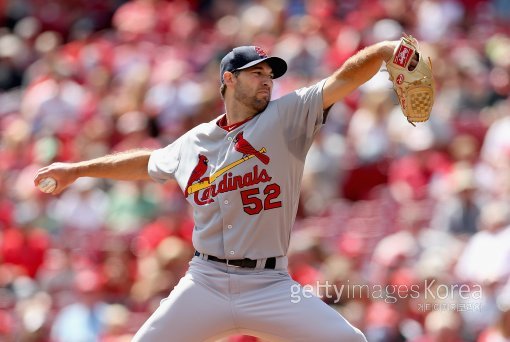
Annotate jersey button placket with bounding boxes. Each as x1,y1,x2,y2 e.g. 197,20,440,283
219,194,233,258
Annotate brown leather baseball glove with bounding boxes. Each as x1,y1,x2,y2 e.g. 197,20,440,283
386,34,434,126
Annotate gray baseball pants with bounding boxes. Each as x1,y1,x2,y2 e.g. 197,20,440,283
132,256,366,342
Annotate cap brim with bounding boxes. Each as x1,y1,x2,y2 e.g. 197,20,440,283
235,56,287,79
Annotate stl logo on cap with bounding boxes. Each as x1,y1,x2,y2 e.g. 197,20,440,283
254,46,268,58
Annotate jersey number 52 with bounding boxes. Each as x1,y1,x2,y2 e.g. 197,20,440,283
240,183,282,215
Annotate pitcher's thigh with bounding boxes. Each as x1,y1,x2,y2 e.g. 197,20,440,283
240,280,366,342
132,276,234,342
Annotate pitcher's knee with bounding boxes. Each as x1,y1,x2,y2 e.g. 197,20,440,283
347,327,367,342
318,325,367,342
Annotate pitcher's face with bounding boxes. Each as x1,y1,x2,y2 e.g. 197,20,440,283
233,62,274,113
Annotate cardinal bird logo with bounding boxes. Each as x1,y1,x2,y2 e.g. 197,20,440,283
233,132,270,165
184,154,209,197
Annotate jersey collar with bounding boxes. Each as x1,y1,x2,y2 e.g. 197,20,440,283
216,114,256,132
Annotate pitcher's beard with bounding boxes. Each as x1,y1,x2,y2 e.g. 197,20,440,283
250,97,270,113
234,86,271,114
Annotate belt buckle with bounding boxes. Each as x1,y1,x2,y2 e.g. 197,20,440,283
226,259,241,268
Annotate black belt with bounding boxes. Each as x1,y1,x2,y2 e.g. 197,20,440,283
194,251,276,269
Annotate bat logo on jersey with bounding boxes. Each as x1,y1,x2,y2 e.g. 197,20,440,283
184,154,209,197
184,132,273,206
234,132,270,164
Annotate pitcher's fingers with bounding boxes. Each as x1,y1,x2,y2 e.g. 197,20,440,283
33,170,52,186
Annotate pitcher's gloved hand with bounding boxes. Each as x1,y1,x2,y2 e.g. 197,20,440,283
386,34,435,126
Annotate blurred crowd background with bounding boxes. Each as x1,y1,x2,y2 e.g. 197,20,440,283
0,0,510,341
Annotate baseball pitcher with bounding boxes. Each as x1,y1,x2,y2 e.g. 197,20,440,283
34,38,427,341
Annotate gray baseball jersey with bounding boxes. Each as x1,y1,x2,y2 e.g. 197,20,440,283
148,79,327,259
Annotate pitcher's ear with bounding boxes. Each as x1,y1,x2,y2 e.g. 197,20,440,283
222,71,233,84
